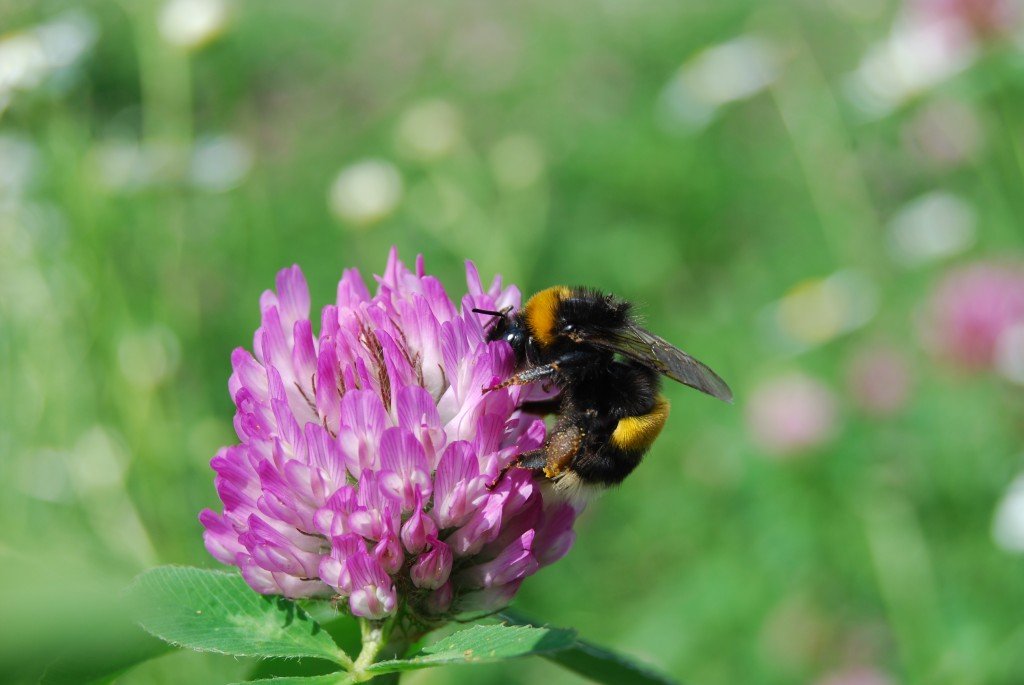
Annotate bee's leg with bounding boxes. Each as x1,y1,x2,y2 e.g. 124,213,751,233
539,423,584,479
486,449,544,490
485,351,590,393
487,423,583,489
514,449,549,470
485,363,559,392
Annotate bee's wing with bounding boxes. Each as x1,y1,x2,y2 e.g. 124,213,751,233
593,325,734,403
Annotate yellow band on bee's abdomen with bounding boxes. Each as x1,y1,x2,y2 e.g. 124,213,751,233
610,396,670,452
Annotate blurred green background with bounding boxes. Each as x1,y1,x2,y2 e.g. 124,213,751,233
3,0,1024,683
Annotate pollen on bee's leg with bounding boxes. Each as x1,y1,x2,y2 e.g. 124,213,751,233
485,465,510,490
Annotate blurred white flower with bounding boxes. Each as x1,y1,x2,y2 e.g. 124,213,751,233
0,33,49,93
34,11,98,69
762,270,879,352
158,0,230,50
117,325,181,391
189,134,253,192
0,11,96,108
657,36,782,132
846,5,985,116
887,191,976,267
746,373,839,458
489,134,545,190
328,158,403,226
993,473,1024,552
995,322,1024,384
395,99,462,161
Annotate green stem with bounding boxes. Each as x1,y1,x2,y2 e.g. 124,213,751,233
124,0,193,147
350,616,402,682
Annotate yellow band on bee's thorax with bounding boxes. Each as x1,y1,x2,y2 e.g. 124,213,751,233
524,286,571,347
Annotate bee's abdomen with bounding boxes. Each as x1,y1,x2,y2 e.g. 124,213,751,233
609,396,670,454
566,396,671,487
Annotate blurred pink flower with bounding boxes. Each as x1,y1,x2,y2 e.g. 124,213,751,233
745,373,839,457
846,344,913,417
200,249,580,623
814,666,896,685
922,261,1024,371
911,0,1019,40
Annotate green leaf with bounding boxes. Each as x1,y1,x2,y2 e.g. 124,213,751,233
248,615,361,681
500,610,678,685
367,624,577,674
233,675,351,685
128,566,348,664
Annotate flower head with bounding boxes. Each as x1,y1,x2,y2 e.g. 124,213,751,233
921,261,1024,371
910,0,1019,41
201,249,580,624
745,372,839,457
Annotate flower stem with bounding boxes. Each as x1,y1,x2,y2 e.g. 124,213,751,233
350,616,398,682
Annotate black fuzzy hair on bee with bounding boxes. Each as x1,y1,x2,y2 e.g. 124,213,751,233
481,285,732,500
556,288,633,341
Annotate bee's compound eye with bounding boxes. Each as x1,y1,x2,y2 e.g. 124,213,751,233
563,324,575,333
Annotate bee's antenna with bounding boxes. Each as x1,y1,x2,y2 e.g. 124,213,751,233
473,305,514,334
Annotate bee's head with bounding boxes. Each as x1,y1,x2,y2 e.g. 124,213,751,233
524,286,631,348
474,305,529,364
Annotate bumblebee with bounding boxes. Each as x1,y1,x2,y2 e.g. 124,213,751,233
474,286,732,497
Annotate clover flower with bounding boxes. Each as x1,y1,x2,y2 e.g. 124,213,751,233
921,261,1024,371
911,0,1018,41
200,249,579,625
745,373,839,458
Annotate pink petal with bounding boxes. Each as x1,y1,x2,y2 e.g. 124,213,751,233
378,427,432,511
275,265,311,333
